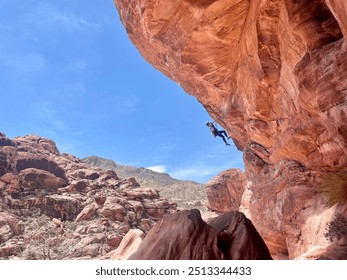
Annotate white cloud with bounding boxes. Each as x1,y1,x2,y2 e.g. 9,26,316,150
28,2,102,31
171,147,245,183
0,49,47,77
173,166,217,180
147,165,168,173
153,142,175,162
172,164,227,183
103,94,139,116
32,102,67,132
50,82,85,102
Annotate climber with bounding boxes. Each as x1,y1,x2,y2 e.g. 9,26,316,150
205,121,231,146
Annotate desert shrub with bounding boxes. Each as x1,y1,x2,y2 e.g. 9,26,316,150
65,220,78,231
318,169,347,206
324,213,347,242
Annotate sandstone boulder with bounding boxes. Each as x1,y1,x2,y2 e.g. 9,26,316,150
205,169,246,212
129,209,222,260
0,212,25,244
99,202,126,222
0,133,16,147
209,211,272,259
72,234,106,258
109,229,145,260
75,202,99,222
18,168,67,195
129,209,271,260
0,240,23,258
14,135,60,156
33,195,81,221
15,154,66,180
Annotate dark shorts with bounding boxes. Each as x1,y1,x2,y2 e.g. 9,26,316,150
211,129,219,137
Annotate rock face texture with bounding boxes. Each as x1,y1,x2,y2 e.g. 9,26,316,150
0,133,176,259
114,0,347,169
114,0,347,259
129,209,272,260
205,169,246,212
106,229,145,260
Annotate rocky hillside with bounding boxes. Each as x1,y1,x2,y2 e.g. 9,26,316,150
83,156,207,210
0,133,176,259
114,0,347,259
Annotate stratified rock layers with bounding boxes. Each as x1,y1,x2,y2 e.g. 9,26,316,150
114,0,347,259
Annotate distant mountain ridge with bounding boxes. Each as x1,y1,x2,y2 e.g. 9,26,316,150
82,156,207,210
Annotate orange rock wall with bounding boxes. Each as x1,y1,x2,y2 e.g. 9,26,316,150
114,0,347,169
114,0,347,259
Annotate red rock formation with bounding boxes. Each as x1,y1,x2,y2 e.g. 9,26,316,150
114,0,347,259
107,229,145,260
0,133,176,259
0,212,25,244
129,209,222,260
129,209,272,260
209,211,272,260
205,168,246,212
113,0,346,168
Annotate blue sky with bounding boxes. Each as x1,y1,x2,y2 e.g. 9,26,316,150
0,0,244,183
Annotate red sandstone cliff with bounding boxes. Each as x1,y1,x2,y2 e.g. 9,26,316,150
114,0,347,259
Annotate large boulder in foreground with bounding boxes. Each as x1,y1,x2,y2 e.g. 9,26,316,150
209,211,272,260
129,209,272,260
